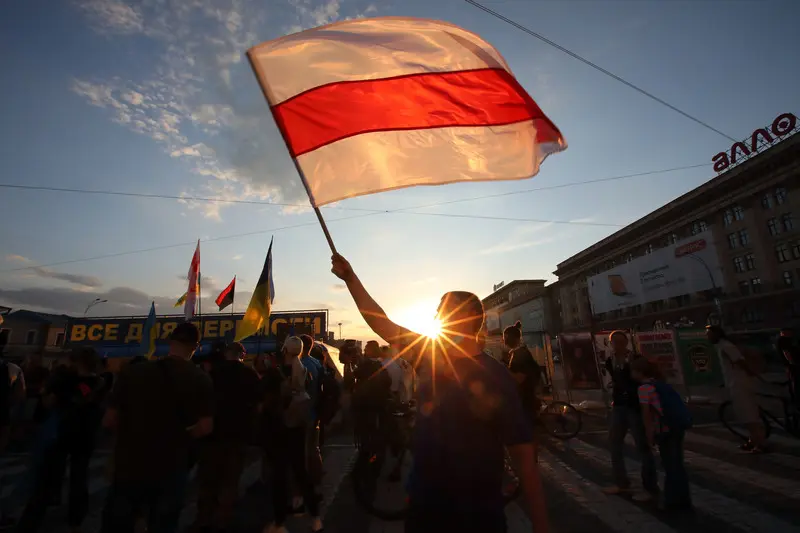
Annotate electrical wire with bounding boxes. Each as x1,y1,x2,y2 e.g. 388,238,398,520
464,0,738,142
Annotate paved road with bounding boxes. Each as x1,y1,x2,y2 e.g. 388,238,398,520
1,419,798,533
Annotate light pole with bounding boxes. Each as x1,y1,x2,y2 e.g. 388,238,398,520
84,298,108,317
686,254,723,325
338,322,343,340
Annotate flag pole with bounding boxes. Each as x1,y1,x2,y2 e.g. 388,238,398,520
246,51,338,254
231,276,235,316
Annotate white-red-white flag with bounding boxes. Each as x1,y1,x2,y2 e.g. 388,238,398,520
184,240,200,321
248,17,566,207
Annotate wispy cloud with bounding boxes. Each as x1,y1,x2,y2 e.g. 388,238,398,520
478,222,555,256
232,254,243,261
71,0,380,221
330,283,347,293
7,254,102,288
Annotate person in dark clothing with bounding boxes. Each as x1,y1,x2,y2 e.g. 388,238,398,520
503,321,542,425
194,342,262,533
99,357,114,394
602,330,659,501
17,348,107,533
777,329,800,408
101,322,214,533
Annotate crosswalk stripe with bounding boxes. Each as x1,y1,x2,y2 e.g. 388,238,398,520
537,449,679,533
707,425,800,450
567,438,800,533
684,431,800,470
620,434,800,497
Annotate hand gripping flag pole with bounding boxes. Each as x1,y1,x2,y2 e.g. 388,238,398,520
246,52,338,254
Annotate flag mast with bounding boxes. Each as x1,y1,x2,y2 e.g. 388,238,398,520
246,52,337,254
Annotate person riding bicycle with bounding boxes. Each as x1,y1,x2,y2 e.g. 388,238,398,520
332,253,549,533
351,341,393,454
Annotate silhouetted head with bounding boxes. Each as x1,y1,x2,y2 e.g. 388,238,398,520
503,321,523,349
168,322,201,360
436,291,485,340
300,334,314,357
609,330,629,353
705,325,726,344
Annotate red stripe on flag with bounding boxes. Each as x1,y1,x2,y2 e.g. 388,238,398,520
271,68,560,158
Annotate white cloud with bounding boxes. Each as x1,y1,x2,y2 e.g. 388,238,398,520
478,223,556,255
232,254,243,260
5,255,31,263
71,0,381,221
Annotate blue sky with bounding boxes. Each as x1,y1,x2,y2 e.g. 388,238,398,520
1,0,798,341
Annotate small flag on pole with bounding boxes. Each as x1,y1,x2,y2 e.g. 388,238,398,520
235,240,274,342
141,301,157,359
184,240,200,321
174,293,187,308
247,17,566,208
215,277,236,312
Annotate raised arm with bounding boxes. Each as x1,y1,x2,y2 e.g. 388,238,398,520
331,254,425,362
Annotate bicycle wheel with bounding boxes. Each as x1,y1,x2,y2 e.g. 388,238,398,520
718,400,771,442
540,401,582,440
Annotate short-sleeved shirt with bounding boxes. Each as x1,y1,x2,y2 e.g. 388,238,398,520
637,380,667,433
408,353,532,516
208,360,262,443
110,356,213,482
717,339,753,391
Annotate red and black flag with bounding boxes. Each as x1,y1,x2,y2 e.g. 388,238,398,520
215,277,236,311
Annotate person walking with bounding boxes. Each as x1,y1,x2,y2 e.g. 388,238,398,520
602,330,659,501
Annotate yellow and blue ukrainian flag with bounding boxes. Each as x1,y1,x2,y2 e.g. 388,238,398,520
142,301,158,359
235,238,274,342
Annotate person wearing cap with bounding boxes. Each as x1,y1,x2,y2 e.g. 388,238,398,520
262,336,322,533
100,322,214,533
194,342,261,533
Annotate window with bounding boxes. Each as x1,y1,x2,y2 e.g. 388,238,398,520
723,209,734,226
734,256,745,273
762,193,773,210
783,271,794,286
777,243,792,263
55,332,65,346
741,307,763,324
691,220,708,235
25,330,37,345
739,229,750,246
649,300,665,312
750,277,762,293
738,280,751,295
645,244,654,254
768,217,781,236
782,212,794,232
727,233,739,249
744,253,756,270
776,187,788,205
793,241,800,260
667,233,678,245
733,205,744,221
626,253,633,263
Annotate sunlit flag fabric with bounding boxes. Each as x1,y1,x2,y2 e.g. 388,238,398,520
247,17,566,207
174,292,187,308
184,240,200,321
215,277,236,312
235,240,274,342
141,301,157,359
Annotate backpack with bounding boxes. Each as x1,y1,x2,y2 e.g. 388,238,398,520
652,381,692,431
317,369,342,425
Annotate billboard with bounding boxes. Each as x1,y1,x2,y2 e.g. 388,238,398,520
558,332,602,390
588,230,722,315
63,311,327,357
635,330,684,385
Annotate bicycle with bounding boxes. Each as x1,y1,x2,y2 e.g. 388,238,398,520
719,380,800,442
538,399,582,440
351,400,523,521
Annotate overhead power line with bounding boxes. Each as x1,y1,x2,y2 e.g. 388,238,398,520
0,162,707,213
464,0,738,142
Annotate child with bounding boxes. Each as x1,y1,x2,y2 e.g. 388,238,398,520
630,357,693,511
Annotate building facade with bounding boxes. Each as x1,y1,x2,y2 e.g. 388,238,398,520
482,279,556,358
554,119,800,333
0,309,70,361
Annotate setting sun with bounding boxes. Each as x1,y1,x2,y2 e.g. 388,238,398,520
395,302,443,339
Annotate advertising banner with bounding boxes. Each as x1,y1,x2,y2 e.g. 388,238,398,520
593,330,634,390
675,329,723,387
587,230,722,314
635,330,684,385
64,311,327,356
559,332,602,390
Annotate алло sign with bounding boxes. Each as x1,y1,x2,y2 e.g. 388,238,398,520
712,112,798,173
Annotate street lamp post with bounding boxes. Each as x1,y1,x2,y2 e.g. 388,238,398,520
84,298,108,317
338,322,343,340
686,254,723,325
